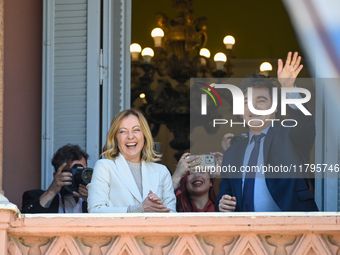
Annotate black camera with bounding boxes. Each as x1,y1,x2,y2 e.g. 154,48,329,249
153,142,162,154
230,132,248,146
61,164,93,196
153,142,162,162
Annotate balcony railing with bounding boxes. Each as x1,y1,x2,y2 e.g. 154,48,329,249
1,203,340,254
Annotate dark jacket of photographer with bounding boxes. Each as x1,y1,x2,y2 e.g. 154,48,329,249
21,189,88,213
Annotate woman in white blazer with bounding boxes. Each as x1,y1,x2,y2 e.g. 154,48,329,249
88,109,176,213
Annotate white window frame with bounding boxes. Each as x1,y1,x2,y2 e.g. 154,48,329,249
101,0,132,147
42,0,101,189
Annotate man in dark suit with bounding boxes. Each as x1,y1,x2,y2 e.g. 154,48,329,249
216,52,318,212
22,144,89,213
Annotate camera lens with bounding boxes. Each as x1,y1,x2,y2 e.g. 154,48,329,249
81,168,93,184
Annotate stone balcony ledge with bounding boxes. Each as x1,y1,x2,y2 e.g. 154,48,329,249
1,204,340,254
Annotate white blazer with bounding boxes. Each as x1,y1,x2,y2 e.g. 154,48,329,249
87,154,176,213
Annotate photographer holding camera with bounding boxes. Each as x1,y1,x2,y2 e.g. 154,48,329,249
22,144,91,213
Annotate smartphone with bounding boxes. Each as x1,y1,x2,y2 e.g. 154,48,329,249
189,154,215,172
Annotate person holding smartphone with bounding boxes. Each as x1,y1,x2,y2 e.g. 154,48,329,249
172,153,217,212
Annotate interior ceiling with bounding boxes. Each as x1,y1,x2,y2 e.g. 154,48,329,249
130,0,311,167
131,0,303,60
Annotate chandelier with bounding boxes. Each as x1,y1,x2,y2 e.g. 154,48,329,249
130,0,240,160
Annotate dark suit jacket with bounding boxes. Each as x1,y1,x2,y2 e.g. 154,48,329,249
21,189,88,213
216,107,319,212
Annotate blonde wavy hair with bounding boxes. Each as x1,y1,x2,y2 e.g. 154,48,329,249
101,109,161,162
